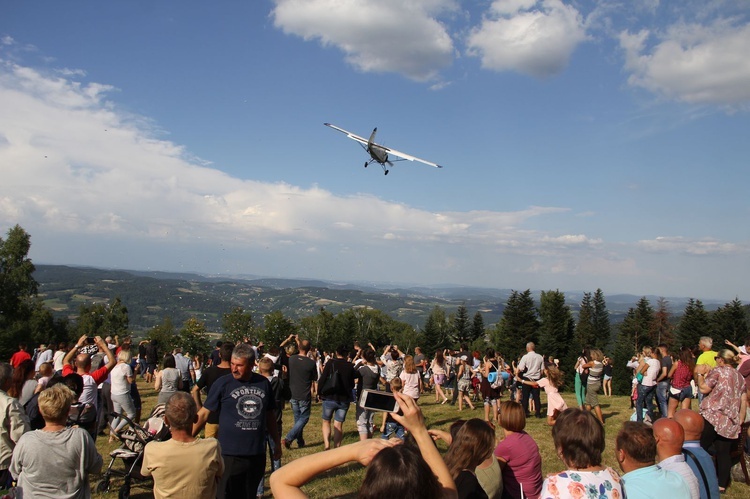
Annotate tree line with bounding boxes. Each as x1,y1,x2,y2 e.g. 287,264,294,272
2,224,748,397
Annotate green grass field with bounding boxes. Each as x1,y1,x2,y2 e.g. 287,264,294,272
92,379,750,498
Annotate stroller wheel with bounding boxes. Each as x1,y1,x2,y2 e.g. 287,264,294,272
118,483,130,499
95,479,110,493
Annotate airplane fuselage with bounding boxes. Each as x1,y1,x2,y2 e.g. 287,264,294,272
368,145,388,165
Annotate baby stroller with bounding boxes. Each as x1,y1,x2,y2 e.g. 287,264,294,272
96,404,170,499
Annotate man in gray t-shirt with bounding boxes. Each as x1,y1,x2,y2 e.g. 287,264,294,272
517,342,544,418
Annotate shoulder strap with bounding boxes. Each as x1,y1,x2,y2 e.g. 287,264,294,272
682,448,710,497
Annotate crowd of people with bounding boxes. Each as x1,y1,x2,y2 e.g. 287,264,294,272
1,332,748,498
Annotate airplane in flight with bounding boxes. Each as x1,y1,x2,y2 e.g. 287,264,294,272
324,123,443,175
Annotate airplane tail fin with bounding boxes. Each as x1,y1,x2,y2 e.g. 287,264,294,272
368,127,377,147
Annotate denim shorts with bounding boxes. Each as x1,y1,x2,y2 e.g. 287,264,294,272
669,385,693,402
321,399,350,423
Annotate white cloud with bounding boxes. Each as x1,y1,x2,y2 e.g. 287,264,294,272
466,0,588,78
636,236,748,255
270,0,456,81
619,19,750,106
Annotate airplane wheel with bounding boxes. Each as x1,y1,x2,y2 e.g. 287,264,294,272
364,162,368,168
384,170,389,175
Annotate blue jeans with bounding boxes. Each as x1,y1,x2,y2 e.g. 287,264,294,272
656,380,670,418
636,383,656,422
285,399,311,445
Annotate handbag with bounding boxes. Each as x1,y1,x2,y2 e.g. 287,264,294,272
320,362,342,397
636,372,644,383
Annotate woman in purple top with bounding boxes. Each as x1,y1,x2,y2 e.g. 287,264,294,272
494,400,542,499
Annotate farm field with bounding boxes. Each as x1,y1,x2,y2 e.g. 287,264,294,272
92,379,750,498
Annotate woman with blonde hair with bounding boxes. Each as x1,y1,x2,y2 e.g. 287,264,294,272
694,348,746,492
110,349,137,441
634,346,660,423
10,383,103,497
582,349,605,424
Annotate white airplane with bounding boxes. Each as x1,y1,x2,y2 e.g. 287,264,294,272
324,123,443,175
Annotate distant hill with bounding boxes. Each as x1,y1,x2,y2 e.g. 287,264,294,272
34,264,731,334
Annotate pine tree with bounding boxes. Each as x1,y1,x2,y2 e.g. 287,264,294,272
471,311,485,342
537,290,574,359
650,297,675,347
491,290,539,362
423,306,450,356
592,289,611,351
452,304,471,344
575,292,595,351
712,298,748,346
676,299,710,349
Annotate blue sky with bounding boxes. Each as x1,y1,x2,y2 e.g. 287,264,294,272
1,0,749,301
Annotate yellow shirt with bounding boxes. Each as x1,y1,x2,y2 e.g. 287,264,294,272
696,350,717,368
141,437,224,499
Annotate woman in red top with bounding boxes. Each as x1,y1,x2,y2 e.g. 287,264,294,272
666,346,695,418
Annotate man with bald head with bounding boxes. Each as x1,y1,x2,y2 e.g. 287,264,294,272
517,342,544,418
654,418,699,498
674,409,720,499
62,335,116,439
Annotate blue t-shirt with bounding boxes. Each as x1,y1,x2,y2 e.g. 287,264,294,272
203,373,276,457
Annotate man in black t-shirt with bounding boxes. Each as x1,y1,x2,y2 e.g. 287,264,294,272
192,343,233,438
282,337,318,449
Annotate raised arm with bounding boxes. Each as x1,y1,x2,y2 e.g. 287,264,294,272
95,336,116,372
64,335,88,366
391,391,457,498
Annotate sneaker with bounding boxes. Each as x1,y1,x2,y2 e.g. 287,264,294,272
282,438,292,450
297,440,305,449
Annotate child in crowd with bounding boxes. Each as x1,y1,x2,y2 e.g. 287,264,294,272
34,362,54,394
257,357,283,498
380,377,406,440
518,365,567,425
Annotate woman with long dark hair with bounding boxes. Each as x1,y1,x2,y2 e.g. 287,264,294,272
667,346,696,418
440,418,500,499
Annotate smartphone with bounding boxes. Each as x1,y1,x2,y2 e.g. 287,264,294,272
359,389,400,413
86,337,95,345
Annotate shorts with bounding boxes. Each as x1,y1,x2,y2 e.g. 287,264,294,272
483,396,498,407
603,375,612,381
434,374,446,386
146,363,156,375
458,379,471,393
669,385,692,402
321,399,350,423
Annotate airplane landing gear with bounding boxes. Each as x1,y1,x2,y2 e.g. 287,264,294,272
364,161,368,168
384,170,389,175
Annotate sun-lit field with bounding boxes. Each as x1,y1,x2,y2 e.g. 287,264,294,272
92,378,750,498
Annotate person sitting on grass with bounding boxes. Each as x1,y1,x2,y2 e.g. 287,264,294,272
615,421,690,498
380,377,406,440
432,418,501,499
270,390,458,499
9,383,102,498
141,392,224,499
541,408,622,498
493,401,542,499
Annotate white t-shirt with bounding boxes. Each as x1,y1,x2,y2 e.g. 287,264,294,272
110,363,133,396
643,358,661,387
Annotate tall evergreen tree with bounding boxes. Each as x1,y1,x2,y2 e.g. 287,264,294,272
676,299,710,349
537,290,575,359
575,292,595,351
422,306,450,356
650,297,675,347
712,298,748,346
592,289,611,350
452,304,471,344
491,290,539,362
612,298,653,395
471,311,485,342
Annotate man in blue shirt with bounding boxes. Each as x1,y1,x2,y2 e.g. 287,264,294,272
674,409,720,499
616,421,691,498
193,343,281,498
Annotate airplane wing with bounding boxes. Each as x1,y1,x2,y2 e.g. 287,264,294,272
381,145,443,169
324,123,370,146
324,123,444,169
